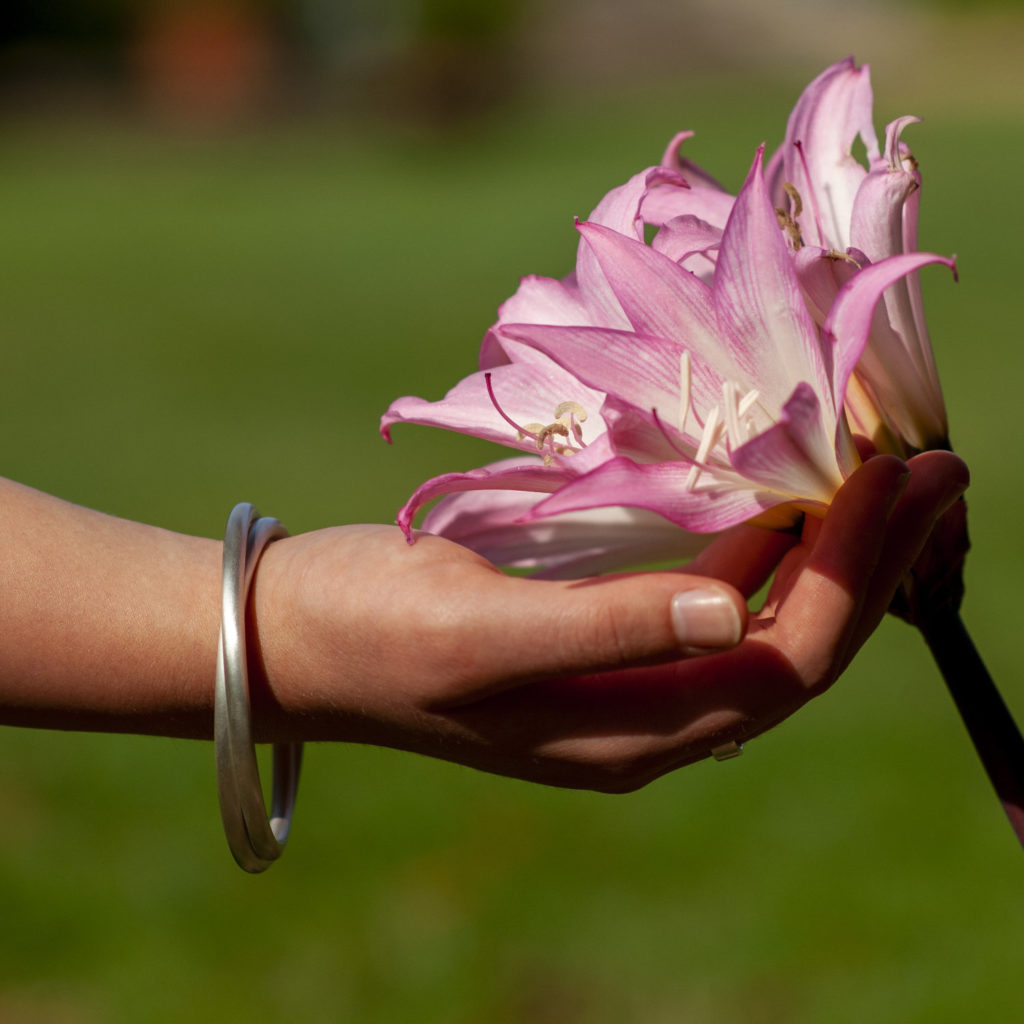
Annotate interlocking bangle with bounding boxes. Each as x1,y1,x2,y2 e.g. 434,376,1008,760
215,502,303,873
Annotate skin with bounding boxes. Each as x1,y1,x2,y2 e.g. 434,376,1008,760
0,451,968,792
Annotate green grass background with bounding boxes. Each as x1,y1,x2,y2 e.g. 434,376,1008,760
1,48,1023,1024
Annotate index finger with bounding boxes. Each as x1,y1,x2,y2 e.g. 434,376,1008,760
748,454,911,691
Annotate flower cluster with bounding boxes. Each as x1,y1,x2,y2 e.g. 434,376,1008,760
382,58,956,576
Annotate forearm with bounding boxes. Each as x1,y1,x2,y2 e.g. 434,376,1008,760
0,478,221,737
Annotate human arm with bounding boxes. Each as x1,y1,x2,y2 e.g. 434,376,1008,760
0,452,968,790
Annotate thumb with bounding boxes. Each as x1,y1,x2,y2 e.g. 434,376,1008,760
452,569,749,698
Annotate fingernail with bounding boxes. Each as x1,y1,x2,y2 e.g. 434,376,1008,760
670,588,743,654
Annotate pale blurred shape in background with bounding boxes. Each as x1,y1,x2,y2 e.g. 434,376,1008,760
2,0,1023,128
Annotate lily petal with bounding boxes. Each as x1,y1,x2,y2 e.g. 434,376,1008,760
527,455,784,534
652,214,722,275
823,252,956,449
654,131,736,228
793,245,865,326
576,166,688,329
396,457,567,539
496,272,591,330
497,321,721,435
849,117,921,266
730,382,851,503
573,221,726,373
423,487,712,578
714,147,834,412
381,343,605,449
777,56,878,250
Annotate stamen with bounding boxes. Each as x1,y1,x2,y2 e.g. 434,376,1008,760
694,405,723,465
782,181,803,220
553,400,587,422
535,421,570,449
484,373,590,459
738,388,761,418
518,422,545,441
775,206,802,249
776,181,804,249
723,381,742,451
679,351,692,434
686,405,725,492
826,249,862,269
554,400,588,446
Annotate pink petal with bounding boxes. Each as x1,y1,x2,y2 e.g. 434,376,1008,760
714,147,834,412
599,396,695,463
381,344,605,449
587,165,689,239
849,118,920,266
778,57,878,250
396,458,567,539
496,273,590,329
573,221,725,371
480,273,591,368
847,117,940,414
527,456,783,534
497,321,721,432
824,252,955,449
423,487,711,578
730,382,850,503
793,245,866,325
576,166,688,329
660,131,730,193
652,214,722,270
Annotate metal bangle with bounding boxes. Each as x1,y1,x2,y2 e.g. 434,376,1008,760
215,502,303,873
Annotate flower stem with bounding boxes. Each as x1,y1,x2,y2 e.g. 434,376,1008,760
918,610,1024,849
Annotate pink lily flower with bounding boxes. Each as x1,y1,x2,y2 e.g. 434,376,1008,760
665,57,952,453
381,63,1024,854
382,145,951,573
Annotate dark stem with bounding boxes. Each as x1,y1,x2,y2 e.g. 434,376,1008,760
918,609,1024,848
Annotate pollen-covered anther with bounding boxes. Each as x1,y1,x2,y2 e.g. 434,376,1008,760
776,181,804,249
527,400,591,455
535,421,570,448
518,422,546,442
554,400,587,422
783,182,803,219
486,373,589,460
826,249,862,269
553,400,588,445
517,402,591,465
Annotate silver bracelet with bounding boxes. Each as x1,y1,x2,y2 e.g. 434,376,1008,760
215,502,303,872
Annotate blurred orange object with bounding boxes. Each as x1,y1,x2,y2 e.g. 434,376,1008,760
131,1,281,127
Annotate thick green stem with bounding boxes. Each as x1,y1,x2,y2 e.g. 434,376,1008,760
918,610,1024,849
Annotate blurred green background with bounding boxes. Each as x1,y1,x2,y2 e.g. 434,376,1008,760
1,1,1023,1022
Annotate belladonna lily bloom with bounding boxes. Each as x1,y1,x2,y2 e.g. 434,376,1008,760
662,56,951,454
382,146,953,574
383,60,1024,849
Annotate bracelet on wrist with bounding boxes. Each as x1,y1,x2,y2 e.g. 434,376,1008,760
214,502,302,873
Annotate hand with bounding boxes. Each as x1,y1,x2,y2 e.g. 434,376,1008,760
251,450,968,791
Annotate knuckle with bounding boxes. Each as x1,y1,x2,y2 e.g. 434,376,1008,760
560,602,642,671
